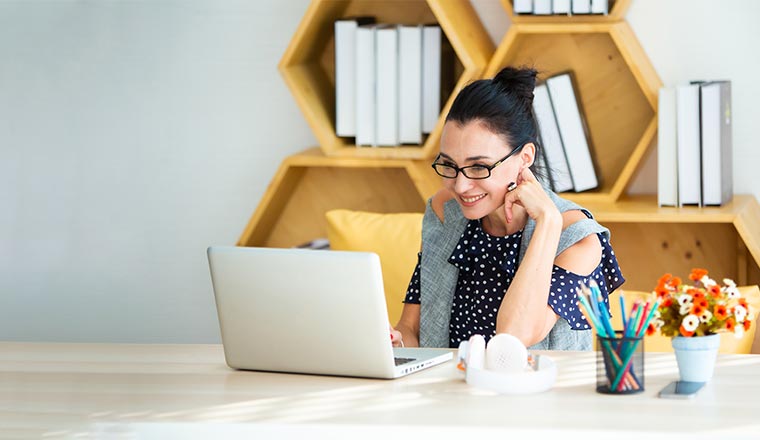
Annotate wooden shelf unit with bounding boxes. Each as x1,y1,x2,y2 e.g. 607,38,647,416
584,195,760,290
237,148,439,248
238,0,760,305
486,19,661,204
279,0,494,160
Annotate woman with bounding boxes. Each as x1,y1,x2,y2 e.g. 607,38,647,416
390,66,624,351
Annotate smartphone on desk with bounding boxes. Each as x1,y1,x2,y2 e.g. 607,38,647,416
658,380,706,399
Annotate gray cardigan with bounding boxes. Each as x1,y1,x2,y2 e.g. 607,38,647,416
418,189,609,350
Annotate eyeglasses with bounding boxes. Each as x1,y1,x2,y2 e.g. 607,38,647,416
431,144,525,180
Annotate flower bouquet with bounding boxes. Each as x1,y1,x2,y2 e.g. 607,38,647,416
650,268,755,338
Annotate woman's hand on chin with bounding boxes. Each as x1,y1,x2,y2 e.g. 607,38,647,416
503,168,560,225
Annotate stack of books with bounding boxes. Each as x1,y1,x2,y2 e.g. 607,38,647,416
532,71,598,193
334,17,453,147
513,0,609,15
657,81,733,207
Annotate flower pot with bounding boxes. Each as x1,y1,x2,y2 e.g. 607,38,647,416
671,334,721,382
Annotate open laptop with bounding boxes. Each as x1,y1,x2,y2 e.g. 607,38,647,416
207,246,452,379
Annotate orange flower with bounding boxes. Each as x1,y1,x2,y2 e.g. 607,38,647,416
655,286,670,299
689,268,708,282
744,320,752,331
646,323,657,336
696,298,709,309
669,276,682,288
715,305,728,320
658,273,673,286
692,304,705,316
691,290,706,300
679,325,695,337
708,285,721,297
725,318,736,331
739,298,748,308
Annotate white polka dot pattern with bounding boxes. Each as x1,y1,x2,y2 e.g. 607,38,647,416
404,219,625,348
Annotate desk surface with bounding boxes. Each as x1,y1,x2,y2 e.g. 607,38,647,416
2,342,760,439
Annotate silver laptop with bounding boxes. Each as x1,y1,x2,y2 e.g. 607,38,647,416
207,246,452,379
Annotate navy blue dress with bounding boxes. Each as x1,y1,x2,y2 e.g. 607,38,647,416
404,217,625,348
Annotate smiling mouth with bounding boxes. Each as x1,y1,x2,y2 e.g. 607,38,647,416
460,194,486,204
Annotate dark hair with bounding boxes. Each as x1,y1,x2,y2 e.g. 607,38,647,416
445,66,546,178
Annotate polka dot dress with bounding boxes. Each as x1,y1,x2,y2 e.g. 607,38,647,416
404,217,625,348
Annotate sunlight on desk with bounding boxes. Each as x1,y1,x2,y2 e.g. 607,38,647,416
3,343,760,439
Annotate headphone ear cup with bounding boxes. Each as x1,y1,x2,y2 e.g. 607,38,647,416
485,333,528,373
466,334,486,370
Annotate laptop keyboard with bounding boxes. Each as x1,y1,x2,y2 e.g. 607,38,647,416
394,357,416,366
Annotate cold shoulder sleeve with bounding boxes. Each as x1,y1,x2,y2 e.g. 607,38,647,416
549,233,625,330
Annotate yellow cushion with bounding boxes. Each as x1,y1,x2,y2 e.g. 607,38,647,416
601,286,760,354
325,209,423,325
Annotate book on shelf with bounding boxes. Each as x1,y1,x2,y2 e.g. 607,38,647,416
422,25,441,134
533,82,573,193
398,24,423,145
591,0,609,14
375,25,399,147
513,0,533,14
533,0,552,15
355,24,378,146
553,0,571,14
657,87,678,207
545,72,598,192
700,80,732,206
676,82,703,206
334,16,375,138
572,0,592,14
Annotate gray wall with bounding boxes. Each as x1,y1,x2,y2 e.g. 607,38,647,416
1,0,758,343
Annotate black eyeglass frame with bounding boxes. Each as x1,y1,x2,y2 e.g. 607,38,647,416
431,143,526,180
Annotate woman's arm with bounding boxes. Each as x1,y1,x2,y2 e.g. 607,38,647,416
497,170,602,346
394,303,420,347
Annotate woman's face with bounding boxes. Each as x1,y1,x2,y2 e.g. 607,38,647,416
437,120,531,220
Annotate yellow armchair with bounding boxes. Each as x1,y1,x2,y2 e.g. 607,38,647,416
325,209,423,324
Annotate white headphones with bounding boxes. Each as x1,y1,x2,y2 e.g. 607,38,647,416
457,333,557,394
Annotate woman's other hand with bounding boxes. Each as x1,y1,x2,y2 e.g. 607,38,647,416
389,324,404,347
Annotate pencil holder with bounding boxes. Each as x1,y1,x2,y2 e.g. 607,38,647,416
596,331,644,394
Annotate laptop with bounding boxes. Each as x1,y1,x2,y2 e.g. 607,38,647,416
206,246,453,379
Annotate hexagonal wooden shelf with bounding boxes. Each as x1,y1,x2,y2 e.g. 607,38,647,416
503,0,631,23
237,148,440,248
580,195,760,289
279,0,494,160
486,20,661,203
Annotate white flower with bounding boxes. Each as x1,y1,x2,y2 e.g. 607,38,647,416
734,325,745,339
723,278,736,288
677,294,692,306
700,310,713,323
734,305,747,323
701,276,717,288
680,303,692,315
726,286,740,299
681,314,700,332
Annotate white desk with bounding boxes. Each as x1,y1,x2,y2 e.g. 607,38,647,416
2,342,760,439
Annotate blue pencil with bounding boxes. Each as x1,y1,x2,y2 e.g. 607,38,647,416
589,280,615,338
619,293,627,334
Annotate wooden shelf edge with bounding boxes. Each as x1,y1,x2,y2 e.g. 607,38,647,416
734,196,760,272
582,194,756,224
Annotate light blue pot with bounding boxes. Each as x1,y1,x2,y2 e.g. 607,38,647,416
671,334,721,382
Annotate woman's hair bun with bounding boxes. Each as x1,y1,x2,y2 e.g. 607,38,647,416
492,66,537,105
